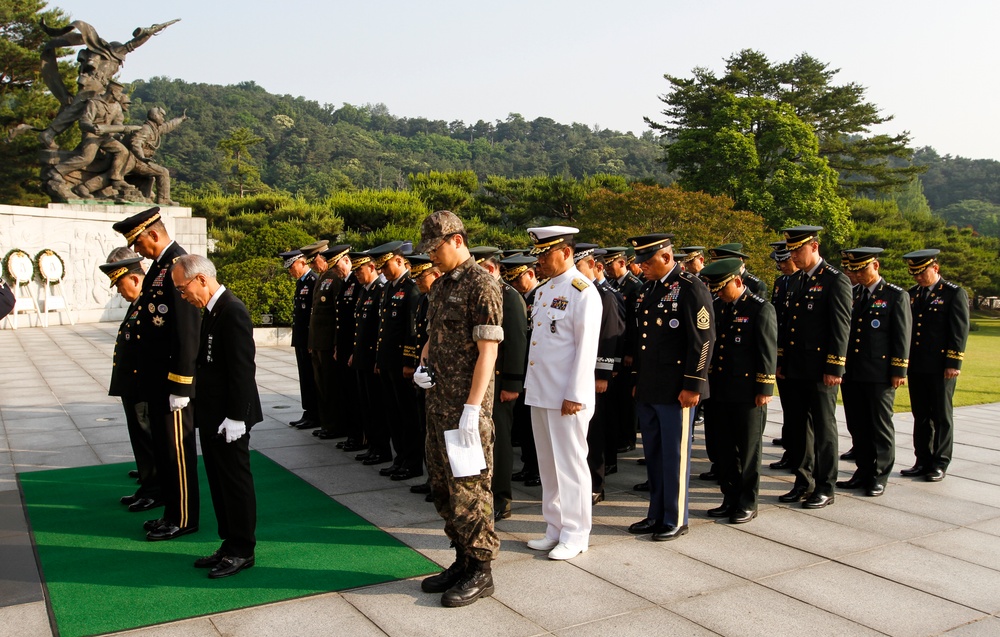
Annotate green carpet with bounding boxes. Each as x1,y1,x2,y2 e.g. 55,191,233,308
19,452,438,637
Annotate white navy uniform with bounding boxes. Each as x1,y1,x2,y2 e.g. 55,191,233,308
524,265,603,550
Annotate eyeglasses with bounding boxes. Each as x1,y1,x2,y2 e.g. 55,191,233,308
428,234,455,256
175,275,200,293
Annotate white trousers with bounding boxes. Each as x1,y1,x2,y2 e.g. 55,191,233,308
530,406,592,549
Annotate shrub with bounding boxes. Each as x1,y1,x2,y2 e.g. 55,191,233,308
218,257,295,326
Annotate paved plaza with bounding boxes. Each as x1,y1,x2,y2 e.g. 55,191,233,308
1,323,999,637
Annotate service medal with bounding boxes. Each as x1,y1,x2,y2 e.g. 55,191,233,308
669,318,680,328
871,319,881,328
148,303,155,313
157,304,168,314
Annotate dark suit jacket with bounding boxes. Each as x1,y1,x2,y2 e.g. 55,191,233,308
908,277,970,372
497,282,528,393
309,270,341,350
709,289,777,402
352,278,385,372
845,278,911,383
109,301,143,398
335,272,360,360
376,275,420,371
633,264,716,402
195,288,263,429
778,259,852,380
595,279,625,381
136,242,202,399
291,271,316,348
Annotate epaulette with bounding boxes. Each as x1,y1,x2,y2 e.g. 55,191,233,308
944,280,960,289
886,282,905,293
679,271,698,284
627,273,642,284
571,278,589,292
747,293,766,304
823,263,843,276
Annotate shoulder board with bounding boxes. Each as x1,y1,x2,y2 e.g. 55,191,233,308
679,271,699,284
823,264,843,276
171,256,181,264
571,278,589,292
748,293,766,304
886,282,905,293
627,273,642,284
944,281,959,289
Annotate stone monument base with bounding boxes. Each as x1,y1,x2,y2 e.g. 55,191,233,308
1,203,206,329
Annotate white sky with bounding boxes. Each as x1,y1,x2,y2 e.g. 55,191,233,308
48,0,1000,160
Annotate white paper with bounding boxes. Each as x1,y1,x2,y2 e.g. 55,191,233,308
444,429,488,477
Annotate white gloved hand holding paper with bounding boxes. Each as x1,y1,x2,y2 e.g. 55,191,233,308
457,404,481,447
168,394,190,412
217,418,247,443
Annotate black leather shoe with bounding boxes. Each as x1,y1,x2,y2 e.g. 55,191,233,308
146,524,198,541
803,493,834,509
410,482,431,494
495,509,511,521
317,430,341,440
128,470,140,479
379,464,403,477
840,447,856,461
606,464,618,475
120,494,140,505
779,485,810,503
617,444,635,453
335,440,346,449
294,420,320,430
628,518,661,534
772,438,784,447
699,471,718,481
592,491,605,505
143,518,166,532
836,476,865,489
355,450,374,461
652,524,689,541
344,440,368,453
390,468,423,481
511,469,529,481
900,464,929,477
128,497,163,513
729,509,757,524
362,454,391,466
440,562,494,607
523,476,542,487
866,483,885,497
633,480,650,492
209,555,255,579
770,458,791,470
421,558,468,593
194,549,226,568
637,458,646,466
424,492,434,502
706,504,733,518
289,417,306,427
926,468,946,482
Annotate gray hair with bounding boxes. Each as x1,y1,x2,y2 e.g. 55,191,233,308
107,247,139,262
173,254,217,280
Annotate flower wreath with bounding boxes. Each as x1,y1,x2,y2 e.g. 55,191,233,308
3,248,35,285
35,248,67,283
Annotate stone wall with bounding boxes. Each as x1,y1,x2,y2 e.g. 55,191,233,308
1,203,206,328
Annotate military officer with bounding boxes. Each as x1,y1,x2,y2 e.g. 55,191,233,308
700,258,777,523
837,248,911,497
370,241,423,480
603,247,643,455
335,254,366,452
626,233,715,541
678,246,706,276
351,250,391,465
709,243,767,297
776,226,851,509
308,244,350,440
100,250,161,512
473,246,528,521
406,254,441,497
523,227,602,560
282,248,319,429
112,207,201,540
901,249,970,482
768,240,798,470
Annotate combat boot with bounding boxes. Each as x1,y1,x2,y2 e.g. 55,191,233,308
420,549,466,593
441,558,493,607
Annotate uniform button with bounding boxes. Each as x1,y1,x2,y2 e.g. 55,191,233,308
854,349,859,352
644,310,649,315
790,341,795,345
642,333,647,338
790,328,795,333
641,346,646,350
643,321,648,326
532,341,537,346
537,322,542,327
529,361,534,366
719,344,724,349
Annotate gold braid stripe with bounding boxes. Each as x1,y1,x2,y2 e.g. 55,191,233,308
891,357,909,367
106,266,129,286
826,355,846,365
946,350,965,361
123,212,161,244
756,373,776,384
168,373,194,385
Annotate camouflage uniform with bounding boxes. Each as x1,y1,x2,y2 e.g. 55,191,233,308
425,256,504,562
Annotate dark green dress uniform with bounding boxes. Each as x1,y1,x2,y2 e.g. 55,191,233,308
111,205,202,537
101,257,159,504
778,243,851,503
335,269,364,450
492,279,528,518
630,234,715,533
905,251,969,477
841,268,911,493
309,245,349,439
375,258,422,476
703,260,776,518
607,258,643,451
353,272,389,463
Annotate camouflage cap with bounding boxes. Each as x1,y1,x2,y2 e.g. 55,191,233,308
417,210,465,253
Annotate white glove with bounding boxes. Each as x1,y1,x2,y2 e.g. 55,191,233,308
169,394,190,411
457,404,481,447
218,418,247,443
413,365,435,389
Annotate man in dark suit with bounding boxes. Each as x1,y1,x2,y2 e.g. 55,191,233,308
776,226,852,509
283,247,319,429
99,249,160,512
768,241,799,471
901,249,970,482
113,207,202,541
626,233,715,541
350,251,390,466
700,258,777,523
838,248,911,497
171,255,262,579
603,247,643,458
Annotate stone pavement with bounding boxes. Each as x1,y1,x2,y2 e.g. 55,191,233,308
1,324,998,637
